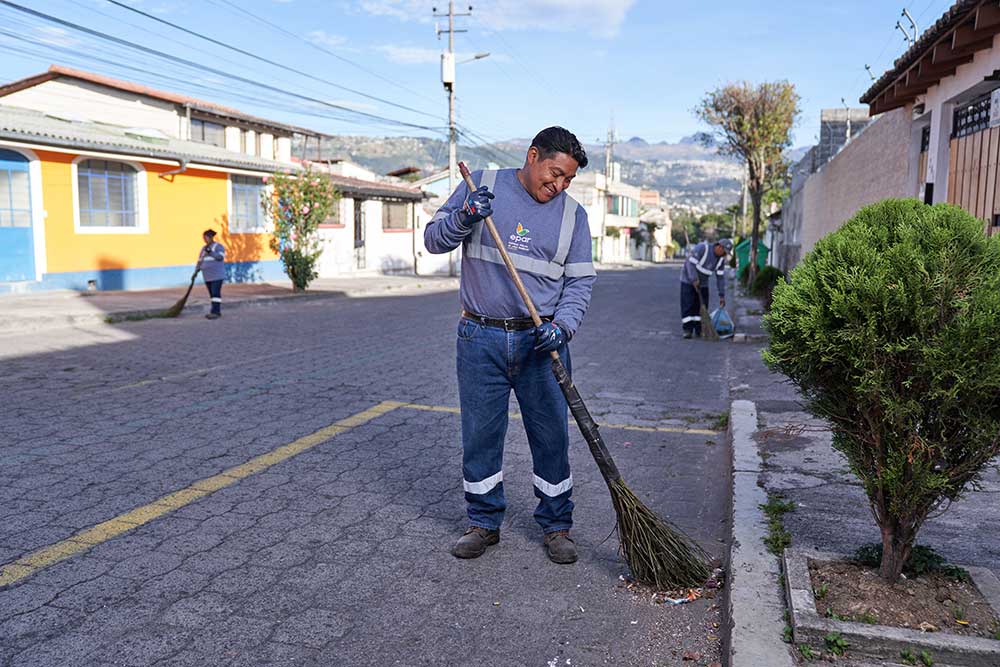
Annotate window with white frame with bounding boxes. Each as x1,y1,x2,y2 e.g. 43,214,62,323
382,201,410,230
77,160,139,228
230,174,267,233
0,149,31,228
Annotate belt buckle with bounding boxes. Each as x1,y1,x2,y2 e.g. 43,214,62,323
503,318,516,332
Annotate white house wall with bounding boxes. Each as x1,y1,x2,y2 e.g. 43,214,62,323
920,33,1000,204
2,79,180,137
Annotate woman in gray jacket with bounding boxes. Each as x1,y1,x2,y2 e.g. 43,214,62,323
198,229,226,320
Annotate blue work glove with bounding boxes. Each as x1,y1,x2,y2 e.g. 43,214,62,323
458,185,495,227
534,321,569,352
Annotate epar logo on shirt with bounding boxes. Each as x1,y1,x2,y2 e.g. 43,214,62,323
508,222,531,252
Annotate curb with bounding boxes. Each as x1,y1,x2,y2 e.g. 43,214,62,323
102,289,349,324
727,399,795,667
786,549,1000,665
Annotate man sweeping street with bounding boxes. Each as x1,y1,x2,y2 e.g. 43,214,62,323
679,238,732,338
424,127,596,564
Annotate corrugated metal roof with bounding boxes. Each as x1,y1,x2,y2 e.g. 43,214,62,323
0,104,293,172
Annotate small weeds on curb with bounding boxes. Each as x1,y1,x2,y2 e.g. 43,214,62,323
711,411,729,431
798,644,816,660
760,494,794,555
782,625,792,643
824,606,848,622
824,631,848,656
814,583,828,600
952,605,967,622
858,610,878,624
900,649,917,665
921,650,934,666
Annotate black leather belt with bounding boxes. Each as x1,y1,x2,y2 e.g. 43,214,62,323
461,310,551,331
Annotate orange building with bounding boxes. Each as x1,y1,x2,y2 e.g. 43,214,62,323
0,66,312,291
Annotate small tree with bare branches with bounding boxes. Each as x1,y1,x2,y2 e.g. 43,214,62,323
696,81,799,284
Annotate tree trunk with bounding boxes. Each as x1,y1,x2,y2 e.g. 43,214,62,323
879,521,914,583
748,190,763,287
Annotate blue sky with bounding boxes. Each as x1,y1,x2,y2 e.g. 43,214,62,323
0,0,957,150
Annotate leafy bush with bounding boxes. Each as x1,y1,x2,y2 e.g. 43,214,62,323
261,166,340,291
751,265,785,310
764,199,1000,583
751,265,784,295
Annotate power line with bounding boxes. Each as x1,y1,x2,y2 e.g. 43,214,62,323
0,1,443,132
0,25,443,134
208,0,440,107
104,0,441,121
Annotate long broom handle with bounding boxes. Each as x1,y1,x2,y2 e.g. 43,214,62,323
457,162,622,483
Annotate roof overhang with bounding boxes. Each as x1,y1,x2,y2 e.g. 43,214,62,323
861,1,1000,114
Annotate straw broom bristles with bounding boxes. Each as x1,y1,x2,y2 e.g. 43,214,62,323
609,477,711,589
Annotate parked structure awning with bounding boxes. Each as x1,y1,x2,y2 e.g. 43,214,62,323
861,0,1000,114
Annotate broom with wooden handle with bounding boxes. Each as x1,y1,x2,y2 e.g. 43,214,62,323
163,266,200,318
458,162,709,589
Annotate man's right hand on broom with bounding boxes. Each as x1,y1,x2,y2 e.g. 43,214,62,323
458,185,495,227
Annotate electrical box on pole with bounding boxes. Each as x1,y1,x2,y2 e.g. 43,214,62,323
441,52,455,88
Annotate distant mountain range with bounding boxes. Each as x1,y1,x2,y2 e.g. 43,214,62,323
296,134,810,215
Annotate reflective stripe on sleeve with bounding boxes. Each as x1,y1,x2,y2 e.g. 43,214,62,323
681,315,702,323
564,262,596,277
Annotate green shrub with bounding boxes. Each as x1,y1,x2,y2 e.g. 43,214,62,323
763,199,1000,583
261,165,340,291
854,543,970,582
752,265,785,295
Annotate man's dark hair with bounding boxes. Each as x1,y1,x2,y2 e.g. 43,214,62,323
531,126,588,169
203,229,216,238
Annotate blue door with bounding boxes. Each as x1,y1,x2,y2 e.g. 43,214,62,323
0,149,35,282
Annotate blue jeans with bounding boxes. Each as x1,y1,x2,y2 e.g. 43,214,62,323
456,317,573,534
205,279,222,315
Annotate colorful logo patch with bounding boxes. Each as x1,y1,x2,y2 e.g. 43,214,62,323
515,222,530,237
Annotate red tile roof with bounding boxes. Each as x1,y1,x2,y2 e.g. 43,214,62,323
0,65,312,134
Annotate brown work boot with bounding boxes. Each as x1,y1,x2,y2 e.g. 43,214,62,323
544,530,578,564
451,526,500,559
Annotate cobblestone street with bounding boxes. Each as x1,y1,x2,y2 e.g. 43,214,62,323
0,266,747,666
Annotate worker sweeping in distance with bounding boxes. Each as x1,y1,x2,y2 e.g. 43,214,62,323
424,126,595,565
680,238,732,339
198,229,226,320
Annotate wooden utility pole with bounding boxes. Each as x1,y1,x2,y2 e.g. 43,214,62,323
433,2,471,275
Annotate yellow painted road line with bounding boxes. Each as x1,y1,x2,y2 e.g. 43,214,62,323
400,403,719,436
0,400,403,589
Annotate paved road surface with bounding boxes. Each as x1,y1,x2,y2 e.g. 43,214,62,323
1,265,744,666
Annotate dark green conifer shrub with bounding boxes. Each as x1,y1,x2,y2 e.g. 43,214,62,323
764,199,1000,582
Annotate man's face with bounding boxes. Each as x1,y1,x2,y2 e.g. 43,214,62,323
203,233,212,245
521,148,579,203
714,244,726,257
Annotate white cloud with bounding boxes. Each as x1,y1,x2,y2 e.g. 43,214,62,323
34,26,79,48
376,45,440,65
355,0,637,38
306,30,348,48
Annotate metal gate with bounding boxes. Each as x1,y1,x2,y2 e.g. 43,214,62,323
0,149,35,282
353,199,366,270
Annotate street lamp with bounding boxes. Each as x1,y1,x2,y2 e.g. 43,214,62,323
458,52,490,65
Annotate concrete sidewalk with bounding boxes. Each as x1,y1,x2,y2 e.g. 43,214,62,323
0,274,460,337
725,291,1000,666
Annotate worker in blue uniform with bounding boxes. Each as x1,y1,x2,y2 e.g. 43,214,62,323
424,127,595,565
